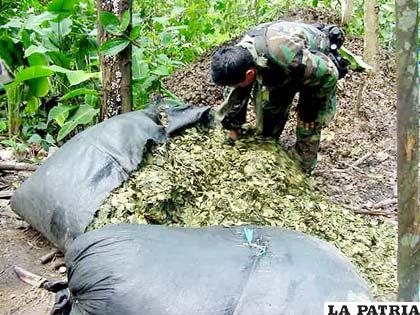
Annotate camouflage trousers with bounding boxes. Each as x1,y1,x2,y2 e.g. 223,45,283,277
218,81,336,172
256,84,336,172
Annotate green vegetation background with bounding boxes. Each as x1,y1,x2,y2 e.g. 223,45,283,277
0,0,395,148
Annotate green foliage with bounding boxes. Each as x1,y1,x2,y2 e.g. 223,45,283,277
48,105,76,126
59,88,98,101
0,0,99,145
0,138,30,154
0,0,395,147
56,105,99,141
45,65,100,86
345,0,395,48
101,39,131,56
28,132,55,151
48,0,76,13
14,67,54,83
4,82,23,138
339,47,373,70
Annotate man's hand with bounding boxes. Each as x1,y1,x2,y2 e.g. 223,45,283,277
224,130,238,146
297,120,315,131
228,130,238,141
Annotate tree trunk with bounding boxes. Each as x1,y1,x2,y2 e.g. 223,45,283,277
97,0,132,120
339,0,352,26
396,0,419,302
363,0,378,71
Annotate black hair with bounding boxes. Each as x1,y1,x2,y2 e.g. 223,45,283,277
210,46,255,86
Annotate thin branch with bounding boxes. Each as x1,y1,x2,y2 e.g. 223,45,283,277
370,197,397,209
0,161,38,172
353,209,393,217
0,190,13,199
351,152,373,168
40,250,62,265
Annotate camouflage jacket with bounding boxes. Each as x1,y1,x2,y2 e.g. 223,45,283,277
215,21,339,129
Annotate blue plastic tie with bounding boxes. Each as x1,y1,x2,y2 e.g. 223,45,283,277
244,228,254,246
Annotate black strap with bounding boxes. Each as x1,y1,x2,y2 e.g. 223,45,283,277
50,288,72,315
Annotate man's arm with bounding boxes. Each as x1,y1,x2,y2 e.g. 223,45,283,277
215,85,253,131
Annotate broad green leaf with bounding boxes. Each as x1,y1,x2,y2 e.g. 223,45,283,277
160,32,174,45
339,47,373,71
49,17,72,37
14,66,54,84
66,71,99,86
129,25,141,41
47,51,70,68
60,88,98,101
133,60,149,78
100,39,130,56
48,0,76,12
27,77,50,97
0,37,21,70
152,65,169,76
25,46,50,58
3,18,23,29
25,12,57,29
120,10,131,32
85,94,99,107
0,120,7,133
48,105,74,126
28,53,49,66
44,65,100,86
44,65,70,74
103,24,123,36
100,12,120,27
25,95,40,114
20,29,32,47
47,33,61,50
57,105,99,141
68,105,98,124
156,54,170,63
45,134,55,144
35,122,48,130
141,75,158,90
28,133,43,144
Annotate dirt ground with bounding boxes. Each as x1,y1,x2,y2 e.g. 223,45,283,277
0,197,57,314
0,7,399,314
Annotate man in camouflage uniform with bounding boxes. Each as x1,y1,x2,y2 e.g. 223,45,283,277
211,21,347,172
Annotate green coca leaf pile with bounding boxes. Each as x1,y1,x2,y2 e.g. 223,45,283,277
90,127,396,296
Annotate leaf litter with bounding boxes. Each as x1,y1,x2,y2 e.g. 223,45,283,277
89,127,396,297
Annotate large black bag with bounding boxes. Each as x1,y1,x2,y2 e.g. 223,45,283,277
53,224,371,315
11,104,213,251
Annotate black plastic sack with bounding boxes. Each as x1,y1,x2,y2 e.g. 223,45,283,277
11,104,213,251
54,224,371,315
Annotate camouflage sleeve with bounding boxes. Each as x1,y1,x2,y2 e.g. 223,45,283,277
265,28,338,92
300,49,338,89
265,25,338,123
297,49,338,122
215,85,252,130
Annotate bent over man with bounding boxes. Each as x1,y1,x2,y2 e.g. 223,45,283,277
211,21,348,173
